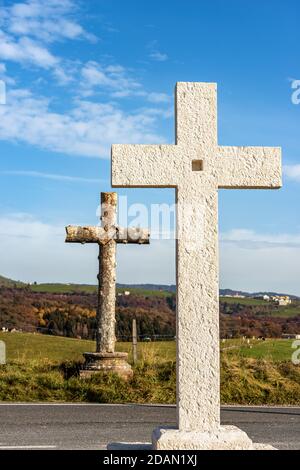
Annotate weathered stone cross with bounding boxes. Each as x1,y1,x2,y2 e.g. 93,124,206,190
66,192,149,379
111,82,282,449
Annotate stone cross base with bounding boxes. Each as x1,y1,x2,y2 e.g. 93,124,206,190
152,426,276,450
80,352,133,381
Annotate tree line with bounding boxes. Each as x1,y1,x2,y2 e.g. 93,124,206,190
0,286,299,340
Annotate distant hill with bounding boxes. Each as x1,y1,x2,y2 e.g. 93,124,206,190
28,282,175,297
0,276,299,338
117,283,176,293
220,288,251,297
0,274,299,299
220,288,300,300
0,275,25,288
251,291,300,300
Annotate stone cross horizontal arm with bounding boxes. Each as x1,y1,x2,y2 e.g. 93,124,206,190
112,83,281,190
112,143,281,189
65,225,150,244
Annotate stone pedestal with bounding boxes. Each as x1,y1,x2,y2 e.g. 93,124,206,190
152,426,276,450
80,352,133,381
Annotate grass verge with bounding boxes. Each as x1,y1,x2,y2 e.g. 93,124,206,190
0,356,299,405
0,333,299,405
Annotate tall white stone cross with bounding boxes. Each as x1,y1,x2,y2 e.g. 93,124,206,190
111,82,282,450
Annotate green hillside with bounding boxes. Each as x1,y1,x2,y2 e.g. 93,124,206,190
30,282,97,294
220,295,300,317
30,283,171,297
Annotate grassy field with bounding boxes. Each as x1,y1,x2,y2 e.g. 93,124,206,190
221,338,297,361
0,332,176,364
116,288,172,298
0,332,296,363
29,283,97,294
0,333,299,405
267,305,300,318
29,283,172,297
219,296,266,306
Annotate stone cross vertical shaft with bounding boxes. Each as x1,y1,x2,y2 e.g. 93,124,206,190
97,192,117,353
111,82,282,449
65,192,150,378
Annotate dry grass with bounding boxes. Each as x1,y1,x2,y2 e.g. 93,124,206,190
0,356,299,405
0,333,299,405
221,355,300,405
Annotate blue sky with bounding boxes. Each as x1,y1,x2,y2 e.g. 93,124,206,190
0,0,299,294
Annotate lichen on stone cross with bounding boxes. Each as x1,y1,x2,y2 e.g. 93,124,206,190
65,192,150,354
111,82,282,443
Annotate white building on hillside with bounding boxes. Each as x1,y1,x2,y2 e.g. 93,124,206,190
272,296,292,306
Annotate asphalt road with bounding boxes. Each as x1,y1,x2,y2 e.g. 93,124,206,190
0,404,299,450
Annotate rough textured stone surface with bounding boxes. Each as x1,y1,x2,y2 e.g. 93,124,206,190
152,426,276,450
80,352,133,380
65,192,150,379
96,192,117,353
111,82,282,446
65,225,149,244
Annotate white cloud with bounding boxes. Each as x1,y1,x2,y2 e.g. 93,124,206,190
284,164,300,183
1,170,104,184
52,65,74,85
117,240,175,285
0,33,58,69
135,106,173,120
147,40,168,62
0,2,175,166
220,228,300,248
0,1,171,120
0,213,61,240
1,0,96,43
79,61,170,103
0,62,15,85
220,241,300,296
0,0,97,80
220,229,300,295
0,214,299,294
80,61,142,97
149,51,168,62
219,228,300,294
0,87,167,158
147,92,170,103
0,213,175,285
